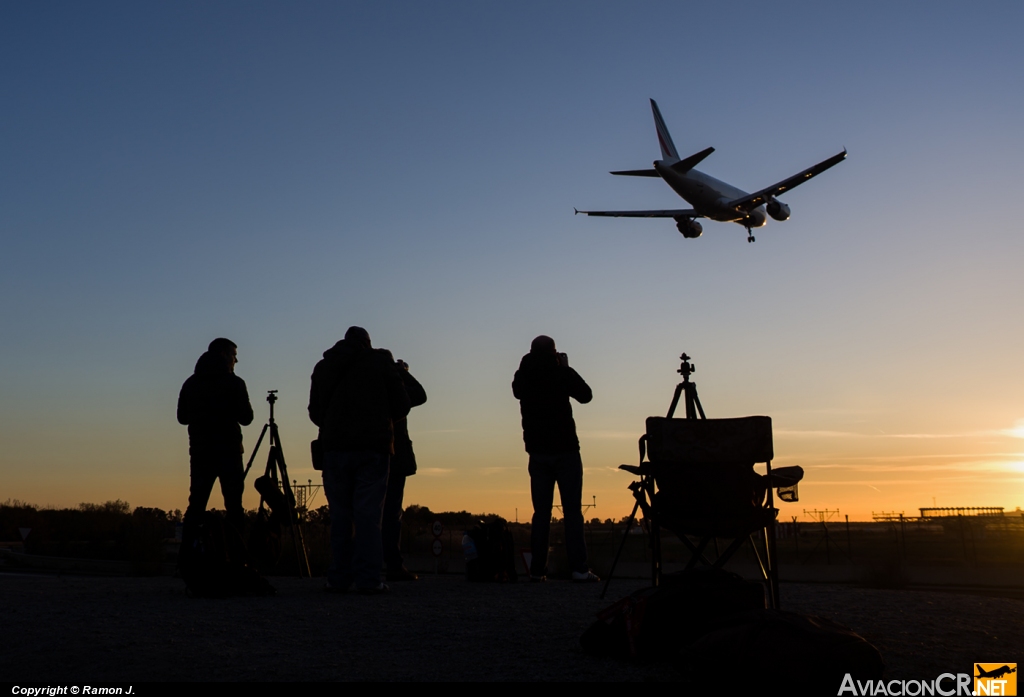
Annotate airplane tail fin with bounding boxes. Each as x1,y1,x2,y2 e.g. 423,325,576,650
650,99,680,162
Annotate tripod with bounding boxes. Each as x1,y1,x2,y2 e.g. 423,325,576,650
665,352,705,420
244,390,311,577
601,353,705,598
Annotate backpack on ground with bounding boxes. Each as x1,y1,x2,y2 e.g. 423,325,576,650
246,507,282,576
178,511,275,598
465,519,519,583
679,609,884,692
580,567,765,659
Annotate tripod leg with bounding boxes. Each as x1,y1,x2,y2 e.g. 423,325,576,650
666,382,685,419
600,500,640,599
692,387,706,420
763,525,780,609
271,424,312,578
651,513,661,587
765,461,780,608
243,424,270,479
277,451,309,578
685,383,707,420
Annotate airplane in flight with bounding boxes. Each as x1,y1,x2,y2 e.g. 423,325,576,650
575,99,847,242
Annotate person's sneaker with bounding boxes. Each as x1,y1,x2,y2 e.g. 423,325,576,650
571,570,600,583
529,575,547,583
386,567,419,582
357,582,391,595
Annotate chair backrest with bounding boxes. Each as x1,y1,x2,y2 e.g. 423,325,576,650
645,416,773,465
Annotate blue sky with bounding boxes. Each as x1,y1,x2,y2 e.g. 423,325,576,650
2,2,1023,519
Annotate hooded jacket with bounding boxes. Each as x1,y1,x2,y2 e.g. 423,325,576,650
512,352,592,454
177,351,254,454
391,369,427,476
308,340,411,455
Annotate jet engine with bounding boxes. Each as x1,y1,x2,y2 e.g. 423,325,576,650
675,218,703,238
766,199,791,221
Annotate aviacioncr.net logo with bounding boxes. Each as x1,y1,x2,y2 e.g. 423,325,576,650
974,663,1017,696
838,673,972,696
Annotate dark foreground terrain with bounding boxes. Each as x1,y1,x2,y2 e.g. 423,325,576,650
2,572,1020,682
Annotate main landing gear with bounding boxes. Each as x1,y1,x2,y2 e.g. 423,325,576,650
746,227,756,243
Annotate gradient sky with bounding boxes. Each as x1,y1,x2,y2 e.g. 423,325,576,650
3,2,1022,522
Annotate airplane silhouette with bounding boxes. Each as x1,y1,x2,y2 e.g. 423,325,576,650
576,99,846,242
976,665,1016,680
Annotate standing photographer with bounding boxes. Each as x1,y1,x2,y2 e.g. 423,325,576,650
177,338,254,540
309,326,410,594
512,335,598,582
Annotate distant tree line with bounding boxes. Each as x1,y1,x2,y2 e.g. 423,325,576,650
1,499,180,569
0,499,637,567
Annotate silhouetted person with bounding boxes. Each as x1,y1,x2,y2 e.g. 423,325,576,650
382,359,427,582
309,326,411,594
177,338,254,540
512,335,598,582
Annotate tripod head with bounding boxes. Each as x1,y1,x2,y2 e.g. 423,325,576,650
677,353,695,383
266,390,278,422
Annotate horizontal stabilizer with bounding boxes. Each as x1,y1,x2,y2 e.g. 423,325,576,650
671,146,714,174
610,169,660,177
575,208,700,219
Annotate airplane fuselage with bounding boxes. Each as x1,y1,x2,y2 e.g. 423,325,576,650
653,160,767,228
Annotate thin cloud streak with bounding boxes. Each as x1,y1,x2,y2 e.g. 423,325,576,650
477,467,517,475
811,461,1022,473
778,452,1024,463
578,430,641,439
807,475,1024,486
831,452,1024,462
776,429,1013,440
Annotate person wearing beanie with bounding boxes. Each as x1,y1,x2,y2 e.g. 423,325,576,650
512,335,598,583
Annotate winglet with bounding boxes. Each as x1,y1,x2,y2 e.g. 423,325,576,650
650,99,680,162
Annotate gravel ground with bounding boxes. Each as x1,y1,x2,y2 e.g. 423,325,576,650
2,572,1021,682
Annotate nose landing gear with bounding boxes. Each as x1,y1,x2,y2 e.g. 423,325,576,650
746,227,755,243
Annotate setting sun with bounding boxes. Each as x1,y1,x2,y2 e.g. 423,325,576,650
1005,420,1024,439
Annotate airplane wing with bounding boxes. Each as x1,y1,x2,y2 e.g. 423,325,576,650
574,208,700,218
726,149,847,212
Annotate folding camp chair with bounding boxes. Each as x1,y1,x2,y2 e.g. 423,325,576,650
601,355,801,608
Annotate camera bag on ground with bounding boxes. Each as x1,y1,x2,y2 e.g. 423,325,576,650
678,609,884,692
465,519,518,582
580,567,765,659
178,511,275,598
247,507,282,575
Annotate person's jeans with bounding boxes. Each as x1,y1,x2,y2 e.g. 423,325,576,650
183,449,245,543
529,451,588,576
321,450,390,589
381,471,407,571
